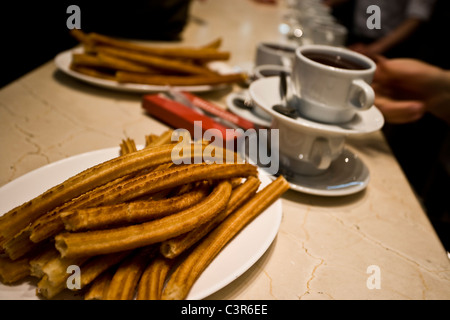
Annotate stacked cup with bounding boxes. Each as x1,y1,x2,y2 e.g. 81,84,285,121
250,44,378,176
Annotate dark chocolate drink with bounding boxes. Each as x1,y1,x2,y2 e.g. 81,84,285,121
303,51,369,70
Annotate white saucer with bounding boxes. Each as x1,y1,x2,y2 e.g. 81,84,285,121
242,133,370,196
226,91,272,127
249,77,385,136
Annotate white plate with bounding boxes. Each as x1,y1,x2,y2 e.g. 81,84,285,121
54,48,234,93
249,77,385,136
0,147,282,300
277,149,370,196
243,134,370,197
226,91,272,128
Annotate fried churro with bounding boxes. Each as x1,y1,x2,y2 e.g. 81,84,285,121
55,180,234,258
104,247,157,300
88,33,230,61
79,251,132,289
161,176,289,300
0,143,186,247
119,138,138,155
0,256,30,284
94,46,217,76
160,176,261,259
137,255,173,300
84,269,115,300
116,71,247,86
54,163,256,239
61,186,210,231
72,53,155,74
1,143,210,248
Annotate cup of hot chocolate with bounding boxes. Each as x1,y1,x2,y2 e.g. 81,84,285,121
292,45,376,124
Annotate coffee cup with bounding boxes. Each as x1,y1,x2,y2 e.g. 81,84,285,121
275,117,346,176
255,42,297,68
253,64,291,80
292,45,376,124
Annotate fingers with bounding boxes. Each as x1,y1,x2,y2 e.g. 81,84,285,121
375,95,426,124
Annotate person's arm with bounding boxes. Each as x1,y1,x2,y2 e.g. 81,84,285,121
372,57,450,124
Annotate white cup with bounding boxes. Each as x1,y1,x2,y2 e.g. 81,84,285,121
292,45,376,124
255,42,297,68
275,117,346,175
253,64,291,80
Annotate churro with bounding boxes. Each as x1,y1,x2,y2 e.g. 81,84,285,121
84,269,114,300
0,256,30,284
0,143,188,247
88,33,230,61
54,163,256,237
79,251,132,289
137,255,173,300
29,245,61,278
119,138,138,156
1,143,210,248
61,186,210,231
55,180,233,258
161,176,290,300
116,71,247,86
94,46,217,76
72,53,154,73
70,64,117,81
104,247,157,300
161,176,261,259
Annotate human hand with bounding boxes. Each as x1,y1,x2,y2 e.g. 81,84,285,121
371,56,449,124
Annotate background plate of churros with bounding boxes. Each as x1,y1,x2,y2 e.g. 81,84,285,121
0,135,286,300
54,30,248,93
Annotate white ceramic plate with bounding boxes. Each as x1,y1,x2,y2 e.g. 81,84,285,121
54,48,234,93
242,134,370,197
249,77,385,136
0,147,282,300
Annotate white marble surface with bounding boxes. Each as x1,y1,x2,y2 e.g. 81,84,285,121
0,0,449,300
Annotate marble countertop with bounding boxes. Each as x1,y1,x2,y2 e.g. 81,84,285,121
0,0,449,300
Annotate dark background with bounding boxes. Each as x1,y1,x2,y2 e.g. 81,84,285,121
0,1,191,88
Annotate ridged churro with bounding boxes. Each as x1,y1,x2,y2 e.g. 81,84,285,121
54,163,256,240
88,32,230,61
55,180,233,258
0,256,30,284
119,138,138,155
61,186,210,231
104,247,157,300
161,176,290,300
116,72,247,86
72,53,155,74
160,176,261,259
29,245,61,278
94,46,217,76
18,144,210,246
79,251,132,289
137,255,173,300
0,143,197,247
84,269,115,300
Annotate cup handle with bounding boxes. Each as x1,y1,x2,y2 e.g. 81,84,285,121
310,137,332,170
349,79,375,111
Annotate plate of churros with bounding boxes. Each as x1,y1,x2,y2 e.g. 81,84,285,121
0,132,289,300
54,30,248,93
